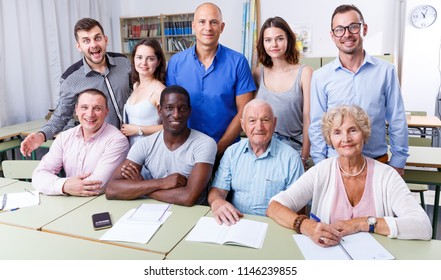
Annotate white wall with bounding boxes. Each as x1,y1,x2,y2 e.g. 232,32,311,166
117,0,440,116
401,0,441,116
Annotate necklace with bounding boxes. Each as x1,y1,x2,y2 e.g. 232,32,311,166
338,157,366,177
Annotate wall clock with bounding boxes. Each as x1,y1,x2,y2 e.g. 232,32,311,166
411,5,437,28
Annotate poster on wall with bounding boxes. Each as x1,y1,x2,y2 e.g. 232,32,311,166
292,25,312,55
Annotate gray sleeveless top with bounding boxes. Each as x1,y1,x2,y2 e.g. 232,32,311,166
255,65,305,151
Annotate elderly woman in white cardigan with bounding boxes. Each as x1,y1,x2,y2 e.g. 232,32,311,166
267,105,432,247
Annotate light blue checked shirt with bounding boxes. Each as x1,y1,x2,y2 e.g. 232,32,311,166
211,136,304,216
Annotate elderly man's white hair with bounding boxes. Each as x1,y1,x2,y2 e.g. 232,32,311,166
242,99,275,119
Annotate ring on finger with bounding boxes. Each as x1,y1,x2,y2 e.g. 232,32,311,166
319,236,325,244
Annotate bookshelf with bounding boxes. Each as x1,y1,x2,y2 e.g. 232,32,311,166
120,13,195,61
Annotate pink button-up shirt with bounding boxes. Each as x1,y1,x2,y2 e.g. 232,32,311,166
32,123,129,195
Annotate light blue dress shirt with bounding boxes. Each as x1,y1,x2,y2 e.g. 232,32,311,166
309,52,409,168
211,136,304,216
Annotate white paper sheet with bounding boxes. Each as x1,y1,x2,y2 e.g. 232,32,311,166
293,232,395,260
100,208,172,244
1,191,40,211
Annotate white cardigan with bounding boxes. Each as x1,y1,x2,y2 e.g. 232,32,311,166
271,157,432,240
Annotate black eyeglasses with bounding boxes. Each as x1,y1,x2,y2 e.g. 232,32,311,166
332,22,362,37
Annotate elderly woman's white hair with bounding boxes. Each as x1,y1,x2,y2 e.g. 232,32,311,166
321,105,371,146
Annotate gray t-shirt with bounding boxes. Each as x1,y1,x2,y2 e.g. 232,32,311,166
127,129,217,204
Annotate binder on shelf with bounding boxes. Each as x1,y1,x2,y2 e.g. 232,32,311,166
184,21,191,35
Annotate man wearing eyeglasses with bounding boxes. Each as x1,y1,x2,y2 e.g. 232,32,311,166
309,4,408,175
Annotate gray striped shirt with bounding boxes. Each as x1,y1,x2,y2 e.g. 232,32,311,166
41,52,131,139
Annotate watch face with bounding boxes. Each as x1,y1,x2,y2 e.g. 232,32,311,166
411,5,437,28
367,216,377,225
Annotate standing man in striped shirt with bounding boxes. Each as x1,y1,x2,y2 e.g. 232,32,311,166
21,18,131,157
208,99,304,225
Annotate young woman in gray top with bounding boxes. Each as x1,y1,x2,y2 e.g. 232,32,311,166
253,17,313,169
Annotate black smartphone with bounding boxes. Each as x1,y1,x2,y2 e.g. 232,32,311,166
92,212,112,230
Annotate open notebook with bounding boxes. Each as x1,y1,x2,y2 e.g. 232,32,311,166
186,217,268,249
293,232,395,260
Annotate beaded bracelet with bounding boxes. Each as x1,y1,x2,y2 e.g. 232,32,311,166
293,214,308,234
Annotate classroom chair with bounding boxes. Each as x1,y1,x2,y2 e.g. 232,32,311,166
407,134,432,210
1,160,40,181
0,138,22,175
0,138,21,160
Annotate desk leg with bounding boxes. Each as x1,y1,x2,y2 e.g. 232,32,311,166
432,185,440,239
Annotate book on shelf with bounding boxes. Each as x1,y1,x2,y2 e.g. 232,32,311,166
123,42,130,54
122,24,129,38
185,217,268,249
127,24,132,38
293,232,395,260
167,37,195,52
130,24,141,38
140,23,148,37
185,20,192,35
148,23,157,37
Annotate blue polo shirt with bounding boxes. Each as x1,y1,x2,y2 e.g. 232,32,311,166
166,44,256,143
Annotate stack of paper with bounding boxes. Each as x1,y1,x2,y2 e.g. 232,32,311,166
293,232,395,260
100,204,172,244
186,217,268,249
0,190,40,212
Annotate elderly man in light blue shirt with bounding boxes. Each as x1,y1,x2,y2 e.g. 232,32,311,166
208,99,304,225
309,4,408,174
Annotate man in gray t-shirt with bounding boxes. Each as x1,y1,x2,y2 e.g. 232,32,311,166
106,85,217,206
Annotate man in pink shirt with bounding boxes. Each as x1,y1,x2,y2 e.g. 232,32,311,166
32,89,129,196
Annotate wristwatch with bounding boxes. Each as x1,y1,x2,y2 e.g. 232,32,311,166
367,216,377,233
137,126,144,136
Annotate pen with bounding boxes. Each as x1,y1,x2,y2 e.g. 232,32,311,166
0,207,19,213
1,194,7,211
310,212,321,222
310,212,346,242
24,188,35,196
